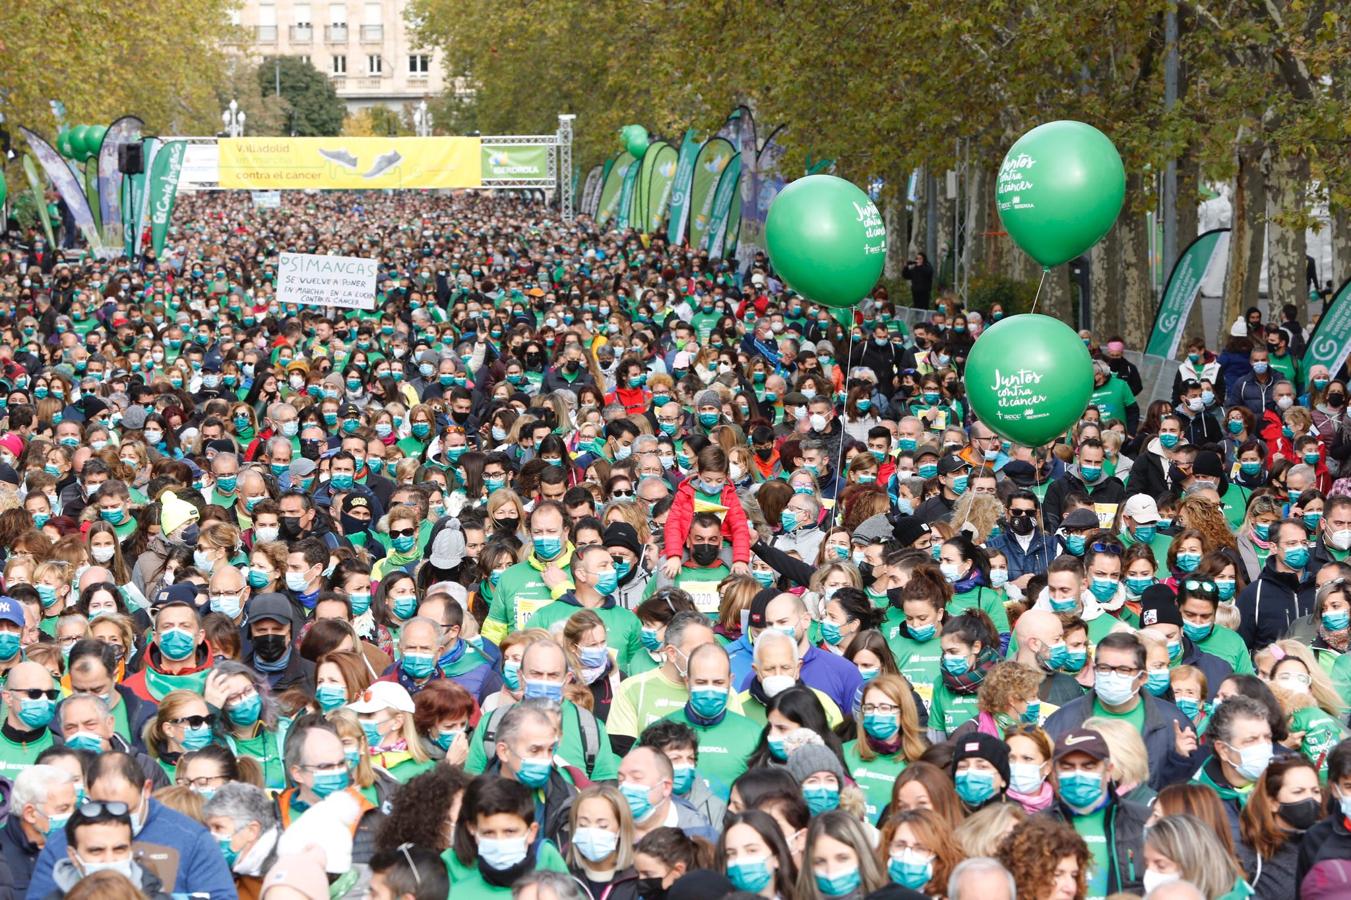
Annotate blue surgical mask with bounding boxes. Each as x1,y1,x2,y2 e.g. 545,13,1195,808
802,785,841,816
401,652,436,679
619,781,656,822
726,857,774,893
955,769,998,806
863,712,900,740
523,679,563,703
1058,770,1104,809
480,835,530,870
316,684,347,712
814,866,861,897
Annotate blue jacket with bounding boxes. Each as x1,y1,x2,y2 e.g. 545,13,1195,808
726,634,754,686
987,530,1060,582
25,798,234,900
737,642,862,715
1043,692,1194,791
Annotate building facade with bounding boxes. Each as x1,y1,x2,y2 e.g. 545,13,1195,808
233,0,447,114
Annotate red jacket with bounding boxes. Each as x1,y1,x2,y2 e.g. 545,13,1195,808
606,385,651,417
663,478,750,564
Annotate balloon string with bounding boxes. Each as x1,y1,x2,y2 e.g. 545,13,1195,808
1029,268,1049,315
831,319,857,527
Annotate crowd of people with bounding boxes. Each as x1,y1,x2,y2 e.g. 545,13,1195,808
0,188,1347,900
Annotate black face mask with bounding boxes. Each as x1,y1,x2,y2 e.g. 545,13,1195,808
858,561,875,586
301,439,322,461
755,446,774,460
1329,393,1346,409
887,586,905,610
280,516,305,539
525,353,544,368
253,633,289,663
636,877,667,900
565,360,580,373
690,544,720,567
451,409,470,424
494,515,520,534
1009,514,1036,536
1278,797,1321,832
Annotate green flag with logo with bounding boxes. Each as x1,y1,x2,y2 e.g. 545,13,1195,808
149,140,187,257
687,137,735,251
596,152,634,228
706,153,741,257
1303,277,1351,382
643,143,679,234
1144,228,1229,357
666,130,701,245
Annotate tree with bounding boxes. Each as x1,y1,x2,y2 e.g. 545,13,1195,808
217,57,288,136
258,56,344,136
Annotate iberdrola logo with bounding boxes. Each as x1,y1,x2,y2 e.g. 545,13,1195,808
705,152,728,174
659,159,677,178
488,151,510,167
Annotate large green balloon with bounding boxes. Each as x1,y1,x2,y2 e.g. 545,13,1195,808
620,124,649,160
963,314,1093,446
56,129,74,159
995,120,1125,268
765,174,885,308
69,125,93,161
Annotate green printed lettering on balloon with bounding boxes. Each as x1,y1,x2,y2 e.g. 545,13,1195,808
765,174,885,309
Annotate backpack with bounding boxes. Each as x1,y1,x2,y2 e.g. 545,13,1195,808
482,701,600,775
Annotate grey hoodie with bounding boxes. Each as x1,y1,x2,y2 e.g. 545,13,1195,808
48,856,168,899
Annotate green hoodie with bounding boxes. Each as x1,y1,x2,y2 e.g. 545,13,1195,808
526,592,642,673
483,544,576,643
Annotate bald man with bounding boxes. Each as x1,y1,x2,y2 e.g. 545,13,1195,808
1012,609,1088,705
0,662,57,775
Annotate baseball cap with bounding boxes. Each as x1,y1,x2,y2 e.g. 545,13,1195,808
245,593,295,630
937,453,970,476
152,582,204,613
348,681,415,714
1053,728,1111,763
0,596,23,629
1122,494,1160,524
1061,508,1102,531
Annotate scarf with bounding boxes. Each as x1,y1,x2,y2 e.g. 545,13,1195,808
1318,626,1351,653
952,571,985,595
1008,780,1056,813
941,647,999,695
865,732,904,756
712,623,742,643
255,648,291,673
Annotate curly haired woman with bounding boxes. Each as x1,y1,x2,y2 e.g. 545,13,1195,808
996,815,1090,900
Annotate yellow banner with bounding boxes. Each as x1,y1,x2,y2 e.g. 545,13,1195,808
217,136,482,189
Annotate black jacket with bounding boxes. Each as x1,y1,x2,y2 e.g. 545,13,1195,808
1178,637,1235,698
1043,692,1194,790
1296,812,1351,891
0,815,37,900
1041,469,1127,535
245,648,316,695
1236,557,1315,649
1044,793,1149,895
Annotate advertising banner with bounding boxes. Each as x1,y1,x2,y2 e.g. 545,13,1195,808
687,137,735,251
580,166,604,217
615,157,641,230
98,116,143,251
643,143,679,234
1303,277,1351,378
480,144,550,181
596,152,635,227
22,155,55,246
148,140,187,257
739,123,788,268
251,191,283,209
218,136,482,189
1144,228,1230,357
706,153,742,257
666,130,701,245
131,138,159,257
277,252,378,310
20,127,101,252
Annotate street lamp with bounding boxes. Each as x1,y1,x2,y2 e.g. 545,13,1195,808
222,99,246,138
413,100,432,137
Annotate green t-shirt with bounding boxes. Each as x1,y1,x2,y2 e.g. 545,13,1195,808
1196,625,1254,675
1220,483,1254,531
525,598,642,674
662,706,760,800
843,739,909,824
1089,376,1135,422
227,725,286,790
1072,806,1111,900
0,726,53,779
1091,697,1146,732
949,586,1009,634
1291,706,1348,778
885,625,942,713
484,550,575,643
929,680,981,737
465,700,620,782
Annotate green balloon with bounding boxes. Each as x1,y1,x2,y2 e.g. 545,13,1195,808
962,314,1093,446
765,174,885,308
69,125,92,161
56,129,74,159
996,120,1125,268
88,125,108,156
621,124,649,160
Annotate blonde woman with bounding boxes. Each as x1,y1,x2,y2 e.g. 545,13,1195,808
193,521,241,578
349,681,434,782
33,559,74,627
844,674,928,824
1082,716,1156,805
950,492,1006,546
142,689,215,783
3,553,36,589
1142,814,1248,898
953,802,1027,858
565,785,637,889
1254,640,1345,718
326,707,402,810
481,628,552,714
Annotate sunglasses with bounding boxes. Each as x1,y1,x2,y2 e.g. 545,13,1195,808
1009,508,1036,518
390,527,417,539
77,801,130,817
170,715,212,729
1183,579,1217,594
1089,542,1122,555
611,489,635,499
9,688,59,701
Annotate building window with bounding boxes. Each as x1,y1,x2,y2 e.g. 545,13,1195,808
331,54,347,74
367,54,383,75
328,2,346,25
294,3,312,26
298,55,311,66
409,54,429,74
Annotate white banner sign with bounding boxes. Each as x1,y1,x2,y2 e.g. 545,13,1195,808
277,252,378,310
251,190,282,209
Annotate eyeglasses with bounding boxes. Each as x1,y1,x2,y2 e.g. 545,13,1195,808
1093,664,1140,678
1183,579,1217,594
389,527,417,539
8,688,59,701
861,703,900,715
178,774,228,789
170,715,212,729
300,760,350,774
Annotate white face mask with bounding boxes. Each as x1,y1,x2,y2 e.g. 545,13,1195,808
729,464,744,481
1141,870,1179,895
92,545,116,564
